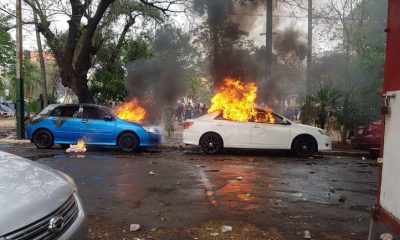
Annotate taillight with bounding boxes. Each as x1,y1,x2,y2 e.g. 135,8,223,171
184,121,194,129
368,124,379,133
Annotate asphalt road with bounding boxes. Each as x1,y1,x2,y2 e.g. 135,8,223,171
0,143,384,240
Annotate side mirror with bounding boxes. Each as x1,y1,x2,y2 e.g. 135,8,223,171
104,115,113,121
282,119,291,125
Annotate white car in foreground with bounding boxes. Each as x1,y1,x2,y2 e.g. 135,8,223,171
183,109,332,157
0,151,87,239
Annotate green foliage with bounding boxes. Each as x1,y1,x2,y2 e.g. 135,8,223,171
300,88,342,130
91,38,153,104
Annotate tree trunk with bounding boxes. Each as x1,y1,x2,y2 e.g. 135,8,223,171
75,85,94,103
33,11,48,108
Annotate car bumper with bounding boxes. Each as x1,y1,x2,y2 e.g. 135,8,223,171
182,130,200,146
351,136,380,150
140,132,162,147
59,192,87,240
317,135,332,152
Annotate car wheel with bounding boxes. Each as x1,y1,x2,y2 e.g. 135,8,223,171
118,133,139,152
200,133,223,154
33,130,54,149
293,136,316,157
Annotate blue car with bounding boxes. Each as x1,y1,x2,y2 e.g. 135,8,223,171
26,104,161,152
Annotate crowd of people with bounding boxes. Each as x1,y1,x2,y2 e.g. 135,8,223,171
174,102,208,123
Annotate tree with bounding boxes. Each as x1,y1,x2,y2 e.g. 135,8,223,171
0,15,15,98
300,87,341,130
20,0,185,103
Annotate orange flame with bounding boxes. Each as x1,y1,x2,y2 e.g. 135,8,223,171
114,98,147,123
208,78,275,123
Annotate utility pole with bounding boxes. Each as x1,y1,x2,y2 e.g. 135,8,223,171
266,0,273,85
306,0,312,96
16,0,25,139
33,11,48,108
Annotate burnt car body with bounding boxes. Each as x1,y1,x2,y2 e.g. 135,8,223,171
26,104,161,152
351,122,382,156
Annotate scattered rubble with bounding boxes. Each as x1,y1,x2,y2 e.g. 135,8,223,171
330,187,336,193
210,232,219,236
221,225,233,233
129,224,141,232
380,233,393,240
303,230,311,239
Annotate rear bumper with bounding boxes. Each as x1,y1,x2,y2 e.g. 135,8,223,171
351,136,380,150
59,192,87,240
182,130,200,146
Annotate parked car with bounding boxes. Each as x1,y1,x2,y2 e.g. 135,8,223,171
26,104,161,152
0,150,87,239
183,109,332,157
0,104,14,118
351,122,382,156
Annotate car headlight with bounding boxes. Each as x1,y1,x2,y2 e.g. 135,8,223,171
318,129,327,135
142,126,158,133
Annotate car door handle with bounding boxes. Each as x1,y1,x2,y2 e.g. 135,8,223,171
253,125,260,128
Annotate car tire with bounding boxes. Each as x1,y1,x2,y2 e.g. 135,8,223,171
33,129,54,149
200,133,223,154
292,136,316,157
118,132,139,152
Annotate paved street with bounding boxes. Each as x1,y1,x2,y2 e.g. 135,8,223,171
0,143,382,239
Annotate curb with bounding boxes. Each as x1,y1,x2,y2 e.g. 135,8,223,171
0,138,30,144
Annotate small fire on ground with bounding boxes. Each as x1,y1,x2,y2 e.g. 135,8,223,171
66,139,87,153
208,78,275,123
114,98,147,123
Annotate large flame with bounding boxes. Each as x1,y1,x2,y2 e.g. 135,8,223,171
208,78,275,123
114,98,147,123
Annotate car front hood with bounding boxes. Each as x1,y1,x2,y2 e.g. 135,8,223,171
295,123,322,133
0,151,74,236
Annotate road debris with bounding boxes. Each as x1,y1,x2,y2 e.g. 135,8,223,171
303,230,311,239
330,186,336,193
129,224,141,232
221,225,233,233
380,233,393,240
339,195,347,202
237,176,243,181
66,139,87,153
210,232,219,236
148,171,155,175
362,157,367,160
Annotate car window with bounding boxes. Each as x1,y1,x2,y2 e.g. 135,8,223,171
83,106,108,120
50,106,80,118
252,110,284,124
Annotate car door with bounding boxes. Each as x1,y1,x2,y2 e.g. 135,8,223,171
80,106,115,144
250,111,291,149
212,114,252,148
48,105,82,143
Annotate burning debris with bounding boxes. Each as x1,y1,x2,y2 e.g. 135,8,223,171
66,139,87,153
208,78,275,123
114,98,147,123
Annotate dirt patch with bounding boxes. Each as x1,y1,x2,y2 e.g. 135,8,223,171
88,215,284,240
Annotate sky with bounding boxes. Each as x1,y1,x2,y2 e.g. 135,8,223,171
7,0,338,52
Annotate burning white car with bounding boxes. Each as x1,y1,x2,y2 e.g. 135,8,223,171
183,109,332,157
183,78,331,157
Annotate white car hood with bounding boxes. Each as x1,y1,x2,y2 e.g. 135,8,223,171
295,123,323,132
0,151,74,236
